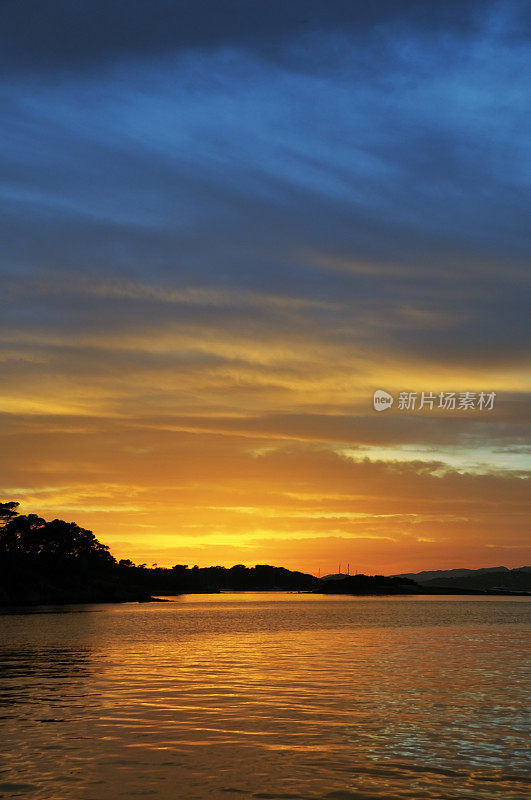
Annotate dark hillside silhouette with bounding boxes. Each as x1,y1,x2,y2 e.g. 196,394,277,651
0,501,150,605
0,501,319,605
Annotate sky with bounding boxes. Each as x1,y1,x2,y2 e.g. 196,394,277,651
0,0,530,574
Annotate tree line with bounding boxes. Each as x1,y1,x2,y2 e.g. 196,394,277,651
0,502,319,605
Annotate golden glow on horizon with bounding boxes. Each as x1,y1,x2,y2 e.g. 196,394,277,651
1,281,529,575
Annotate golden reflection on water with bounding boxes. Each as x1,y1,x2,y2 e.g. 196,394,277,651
0,595,529,800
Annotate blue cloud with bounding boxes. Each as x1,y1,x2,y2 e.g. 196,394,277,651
0,1,529,371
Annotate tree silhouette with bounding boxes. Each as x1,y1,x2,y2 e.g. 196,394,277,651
0,502,115,568
0,501,19,525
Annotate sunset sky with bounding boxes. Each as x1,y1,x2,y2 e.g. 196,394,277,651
1,0,530,574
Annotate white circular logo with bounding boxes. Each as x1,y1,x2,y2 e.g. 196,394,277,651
373,389,394,411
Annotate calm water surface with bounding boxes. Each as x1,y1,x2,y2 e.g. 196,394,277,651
0,594,529,800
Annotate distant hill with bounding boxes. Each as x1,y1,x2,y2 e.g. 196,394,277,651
392,566,531,583
318,571,530,596
320,574,421,595
419,570,531,593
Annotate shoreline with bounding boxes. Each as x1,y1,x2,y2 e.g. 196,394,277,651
1,587,529,609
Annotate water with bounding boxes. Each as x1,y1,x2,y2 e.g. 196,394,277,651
0,593,529,800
